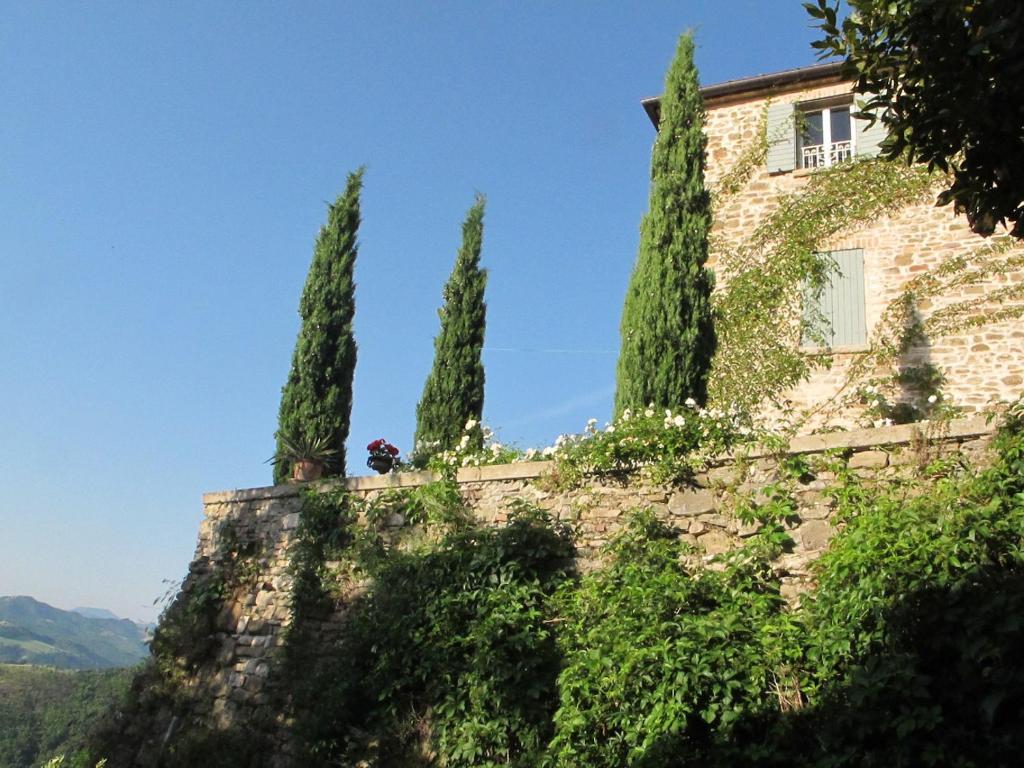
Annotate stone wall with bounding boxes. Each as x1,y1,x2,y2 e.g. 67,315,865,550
702,78,1024,424
185,416,996,750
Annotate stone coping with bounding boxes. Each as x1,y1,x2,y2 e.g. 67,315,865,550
203,415,995,506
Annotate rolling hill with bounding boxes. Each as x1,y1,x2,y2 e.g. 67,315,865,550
0,597,149,669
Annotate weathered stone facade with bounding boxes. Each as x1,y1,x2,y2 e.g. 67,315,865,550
696,69,1024,423
183,416,995,752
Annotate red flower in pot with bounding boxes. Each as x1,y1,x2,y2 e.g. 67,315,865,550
367,439,400,474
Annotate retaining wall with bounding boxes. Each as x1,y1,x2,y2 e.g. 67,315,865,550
174,417,997,758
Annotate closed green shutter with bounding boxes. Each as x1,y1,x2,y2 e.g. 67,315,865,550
854,93,886,158
831,249,867,346
765,101,797,173
801,249,867,348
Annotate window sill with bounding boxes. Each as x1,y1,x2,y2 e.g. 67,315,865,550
799,344,870,357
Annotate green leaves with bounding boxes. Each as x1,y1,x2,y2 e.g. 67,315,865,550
615,32,716,414
274,168,365,482
270,416,1024,766
806,0,1024,238
414,196,489,460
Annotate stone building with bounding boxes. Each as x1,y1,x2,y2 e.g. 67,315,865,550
642,62,1023,424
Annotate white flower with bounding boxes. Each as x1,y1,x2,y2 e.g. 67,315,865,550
464,419,478,431
673,414,687,428
542,446,556,457
622,408,632,421
644,407,655,417
927,394,938,404
524,448,538,460
684,397,697,408
605,425,615,434
458,434,470,449
490,443,503,454
587,417,598,426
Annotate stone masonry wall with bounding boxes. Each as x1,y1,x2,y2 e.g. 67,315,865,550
184,416,996,751
702,79,1024,424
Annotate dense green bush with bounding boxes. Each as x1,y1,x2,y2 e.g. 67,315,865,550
546,511,798,768
93,415,1024,768
285,497,573,767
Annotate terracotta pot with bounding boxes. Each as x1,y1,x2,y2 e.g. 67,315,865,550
292,459,324,482
367,454,394,475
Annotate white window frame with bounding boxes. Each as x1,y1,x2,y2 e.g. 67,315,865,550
799,103,856,170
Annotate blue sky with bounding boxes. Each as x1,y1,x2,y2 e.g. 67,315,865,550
1,1,830,621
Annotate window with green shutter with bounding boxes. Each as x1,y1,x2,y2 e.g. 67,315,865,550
801,249,867,349
765,94,886,173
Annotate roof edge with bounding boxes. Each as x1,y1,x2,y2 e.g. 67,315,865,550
642,61,847,127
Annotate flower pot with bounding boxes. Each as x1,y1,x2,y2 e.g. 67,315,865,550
292,459,324,482
367,454,394,475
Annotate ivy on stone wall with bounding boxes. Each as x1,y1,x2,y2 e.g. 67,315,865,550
709,151,937,415
707,108,1024,423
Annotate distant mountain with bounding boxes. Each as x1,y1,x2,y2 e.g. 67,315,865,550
0,596,149,669
71,606,121,621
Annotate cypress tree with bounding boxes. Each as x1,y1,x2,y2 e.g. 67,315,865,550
274,168,364,483
614,32,715,415
414,195,488,456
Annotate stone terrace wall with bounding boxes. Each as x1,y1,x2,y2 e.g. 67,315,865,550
189,417,996,749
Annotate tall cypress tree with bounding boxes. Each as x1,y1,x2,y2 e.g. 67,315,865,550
614,33,715,415
414,195,488,456
274,168,364,483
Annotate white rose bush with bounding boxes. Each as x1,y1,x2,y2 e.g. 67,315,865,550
423,404,758,486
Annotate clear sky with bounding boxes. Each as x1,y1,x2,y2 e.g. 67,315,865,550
1,1,830,621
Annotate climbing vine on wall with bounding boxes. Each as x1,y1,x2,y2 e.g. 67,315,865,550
816,235,1024,422
707,108,1024,422
709,145,937,414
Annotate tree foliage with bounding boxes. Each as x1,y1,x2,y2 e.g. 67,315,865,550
807,0,1024,238
615,32,716,415
274,168,364,483
0,664,130,768
414,195,488,457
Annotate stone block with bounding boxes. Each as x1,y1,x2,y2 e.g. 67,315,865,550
668,489,717,516
248,619,266,634
736,520,761,538
847,450,889,469
797,520,834,551
281,513,300,530
797,490,828,505
800,504,832,521
700,530,732,556
707,465,742,486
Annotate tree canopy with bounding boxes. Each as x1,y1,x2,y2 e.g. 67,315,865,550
274,168,363,483
807,0,1024,237
414,195,488,457
614,32,716,414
